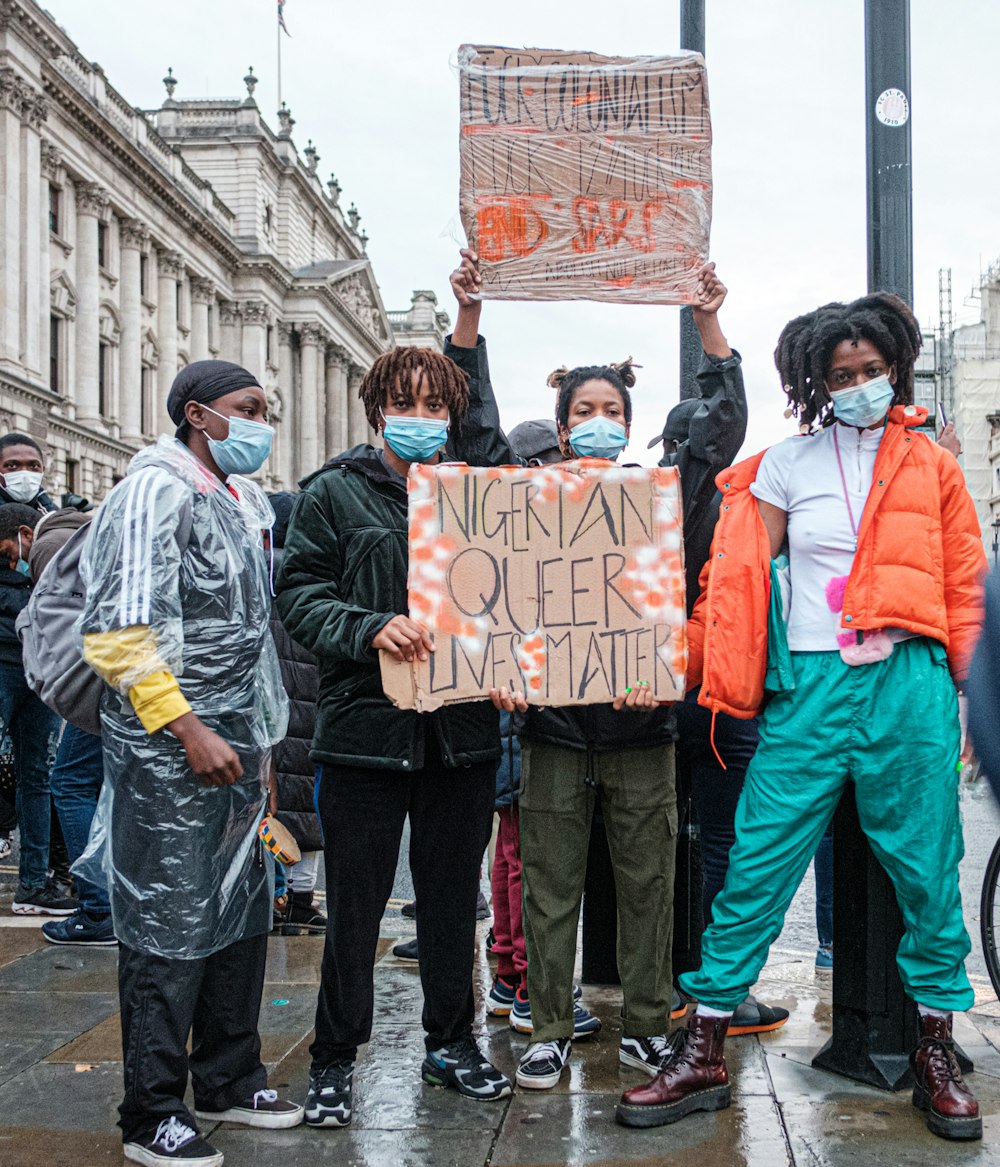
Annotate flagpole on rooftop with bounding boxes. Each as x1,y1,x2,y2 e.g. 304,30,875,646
277,16,282,109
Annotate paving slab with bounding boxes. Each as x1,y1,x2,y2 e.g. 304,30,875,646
0,989,117,1038
780,1096,1000,1165
0,1061,122,1131
212,1125,498,1167
490,1092,791,1167
0,944,118,993
0,1126,121,1167
0,928,46,967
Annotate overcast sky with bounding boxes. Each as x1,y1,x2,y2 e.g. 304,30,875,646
42,0,1000,463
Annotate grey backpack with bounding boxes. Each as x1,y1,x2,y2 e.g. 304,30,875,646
16,523,103,735
16,503,195,735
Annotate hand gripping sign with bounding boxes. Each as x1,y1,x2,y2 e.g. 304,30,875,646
380,461,687,711
458,45,712,305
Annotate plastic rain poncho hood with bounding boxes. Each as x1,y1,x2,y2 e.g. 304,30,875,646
75,436,288,958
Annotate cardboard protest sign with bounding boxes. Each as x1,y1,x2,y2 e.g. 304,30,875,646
458,44,712,305
380,461,687,711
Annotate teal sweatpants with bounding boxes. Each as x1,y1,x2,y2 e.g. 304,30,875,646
679,638,973,1013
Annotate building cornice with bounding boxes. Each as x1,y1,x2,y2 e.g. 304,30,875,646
41,69,245,275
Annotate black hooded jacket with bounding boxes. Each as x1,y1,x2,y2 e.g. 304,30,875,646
274,450,500,771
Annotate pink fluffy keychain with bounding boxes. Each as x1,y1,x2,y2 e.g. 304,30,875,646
826,575,894,665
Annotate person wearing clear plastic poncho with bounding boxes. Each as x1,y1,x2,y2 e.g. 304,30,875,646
75,360,303,1166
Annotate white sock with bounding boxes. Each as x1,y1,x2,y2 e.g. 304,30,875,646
696,1004,733,1020
917,1005,951,1021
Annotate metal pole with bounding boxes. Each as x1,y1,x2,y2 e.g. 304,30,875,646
679,0,706,400
863,0,913,302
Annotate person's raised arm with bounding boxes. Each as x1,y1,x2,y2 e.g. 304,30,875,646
444,249,521,468
691,262,732,358
450,247,482,349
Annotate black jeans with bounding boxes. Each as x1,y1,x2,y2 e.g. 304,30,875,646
675,688,760,923
311,739,494,1067
117,932,268,1143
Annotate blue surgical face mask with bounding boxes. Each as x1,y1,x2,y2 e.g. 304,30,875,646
568,415,629,460
380,411,450,463
202,405,274,476
828,373,895,429
15,532,29,577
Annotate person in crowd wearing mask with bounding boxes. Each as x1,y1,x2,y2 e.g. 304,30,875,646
75,360,302,1167
617,294,985,1142
21,507,116,946
0,434,56,512
444,251,686,1092
265,491,326,936
275,345,513,1130
0,503,71,915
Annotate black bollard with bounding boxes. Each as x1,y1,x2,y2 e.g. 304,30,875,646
812,788,918,1089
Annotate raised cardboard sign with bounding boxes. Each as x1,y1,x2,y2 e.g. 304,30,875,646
380,461,687,711
458,44,712,305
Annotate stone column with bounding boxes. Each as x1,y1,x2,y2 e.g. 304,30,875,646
298,325,324,475
348,364,368,447
218,301,241,363
74,181,108,423
20,99,45,378
325,346,347,460
189,277,214,362
240,300,269,381
118,218,147,443
0,71,22,364
39,140,62,389
276,322,294,485
156,249,183,430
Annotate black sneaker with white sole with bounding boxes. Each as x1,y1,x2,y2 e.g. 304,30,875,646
619,1032,684,1076
195,1087,303,1128
516,1039,572,1090
304,1060,354,1127
12,881,78,916
123,1116,222,1166
421,1036,512,1100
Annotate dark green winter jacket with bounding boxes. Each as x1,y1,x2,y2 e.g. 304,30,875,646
274,450,500,772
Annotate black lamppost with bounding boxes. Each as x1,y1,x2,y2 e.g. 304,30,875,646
678,0,706,401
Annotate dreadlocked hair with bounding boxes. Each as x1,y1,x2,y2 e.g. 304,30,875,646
547,357,638,430
360,346,471,433
773,292,922,430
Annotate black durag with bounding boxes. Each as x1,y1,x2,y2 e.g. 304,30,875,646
167,360,260,437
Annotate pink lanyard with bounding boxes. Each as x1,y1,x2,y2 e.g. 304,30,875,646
832,425,859,545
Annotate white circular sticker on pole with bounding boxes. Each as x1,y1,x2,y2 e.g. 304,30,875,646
875,88,909,127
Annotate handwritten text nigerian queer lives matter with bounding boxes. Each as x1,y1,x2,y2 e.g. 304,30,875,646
458,45,712,305
380,462,687,712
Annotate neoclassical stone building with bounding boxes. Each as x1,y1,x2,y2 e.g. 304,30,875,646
0,0,441,499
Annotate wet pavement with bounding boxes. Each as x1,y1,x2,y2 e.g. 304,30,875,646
2,775,1000,1166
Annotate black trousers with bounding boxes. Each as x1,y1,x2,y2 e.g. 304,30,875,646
117,931,269,1143
310,740,494,1067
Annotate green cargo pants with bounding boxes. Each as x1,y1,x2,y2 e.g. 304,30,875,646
520,741,677,1042
680,638,973,1013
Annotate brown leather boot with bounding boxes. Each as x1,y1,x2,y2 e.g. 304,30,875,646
616,1012,731,1128
911,1013,982,1141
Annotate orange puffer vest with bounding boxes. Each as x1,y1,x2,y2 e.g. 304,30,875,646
687,406,986,721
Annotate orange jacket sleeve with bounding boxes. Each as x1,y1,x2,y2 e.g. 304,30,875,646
938,452,987,682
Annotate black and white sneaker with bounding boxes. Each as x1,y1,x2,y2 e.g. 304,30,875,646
123,1116,222,1166
12,881,78,916
516,1039,572,1090
304,1060,354,1127
421,1036,512,1100
619,1032,683,1077
195,1087,303,1128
